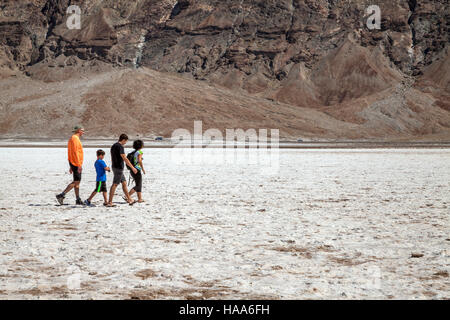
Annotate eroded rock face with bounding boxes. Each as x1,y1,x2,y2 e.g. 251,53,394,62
1,1,448,93
143,1,447,73
0,0,48,72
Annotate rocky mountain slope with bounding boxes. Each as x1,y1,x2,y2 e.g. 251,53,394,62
0,0,449,139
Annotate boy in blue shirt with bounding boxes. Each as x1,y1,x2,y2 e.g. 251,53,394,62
84,150,110,207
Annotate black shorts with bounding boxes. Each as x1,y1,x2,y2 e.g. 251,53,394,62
95,181,107,193
130,170,142,193
69,162,82,182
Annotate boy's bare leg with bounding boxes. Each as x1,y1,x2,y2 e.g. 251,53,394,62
121,181,133,203
87,190,97,202
102,192,108,204
137,192,144,202
129,188,136,197
108,184,119,204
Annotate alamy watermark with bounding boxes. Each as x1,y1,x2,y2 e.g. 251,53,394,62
366,5,381,30
66,5,81,30
64,4,381,31
171,121,280,175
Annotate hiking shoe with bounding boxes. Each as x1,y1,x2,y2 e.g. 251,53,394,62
56,194,65,205
76,198,84,205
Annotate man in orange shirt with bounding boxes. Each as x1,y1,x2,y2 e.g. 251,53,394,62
56,126,85,205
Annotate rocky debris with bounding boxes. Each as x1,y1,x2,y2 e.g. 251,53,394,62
433,271,448,278
411,253,424,258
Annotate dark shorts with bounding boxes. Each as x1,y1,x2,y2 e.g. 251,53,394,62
69,162,82,182
112,168,126,185
130,170,142,193
95,181,107,193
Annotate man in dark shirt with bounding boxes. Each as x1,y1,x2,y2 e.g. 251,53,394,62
107,134,138,207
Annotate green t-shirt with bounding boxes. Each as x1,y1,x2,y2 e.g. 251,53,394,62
133,150,143,171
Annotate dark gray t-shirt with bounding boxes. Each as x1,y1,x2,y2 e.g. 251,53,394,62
111,142,125,169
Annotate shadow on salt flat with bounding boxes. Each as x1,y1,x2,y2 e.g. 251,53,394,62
28,204,80,208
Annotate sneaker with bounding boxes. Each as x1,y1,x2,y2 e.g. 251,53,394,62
56,194,65,205
76,198,84,205
84,200,95,207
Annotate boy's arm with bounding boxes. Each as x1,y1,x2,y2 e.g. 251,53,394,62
102,161,110,172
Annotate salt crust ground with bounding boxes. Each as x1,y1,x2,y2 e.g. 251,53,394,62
0,148,448,299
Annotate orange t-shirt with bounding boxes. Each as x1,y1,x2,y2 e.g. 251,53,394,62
68,134,84,167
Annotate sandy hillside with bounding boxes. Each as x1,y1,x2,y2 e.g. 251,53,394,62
1,64,450,140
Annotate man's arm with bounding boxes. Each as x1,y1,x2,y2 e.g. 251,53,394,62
76,141,83,173
68,138,77,172
121,154,137,174
68,138,73,170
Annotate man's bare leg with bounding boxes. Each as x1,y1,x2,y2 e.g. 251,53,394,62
56,181,76,204
108,184,119,205
73,181,80,199
62,181,76,194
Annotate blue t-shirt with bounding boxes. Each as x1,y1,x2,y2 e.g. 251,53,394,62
95,159,107,182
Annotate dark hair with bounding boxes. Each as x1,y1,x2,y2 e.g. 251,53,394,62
119,134,128,141
96,149,105,157
133,139,144,150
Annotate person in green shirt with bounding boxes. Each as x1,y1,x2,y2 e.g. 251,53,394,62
128,140,146,203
